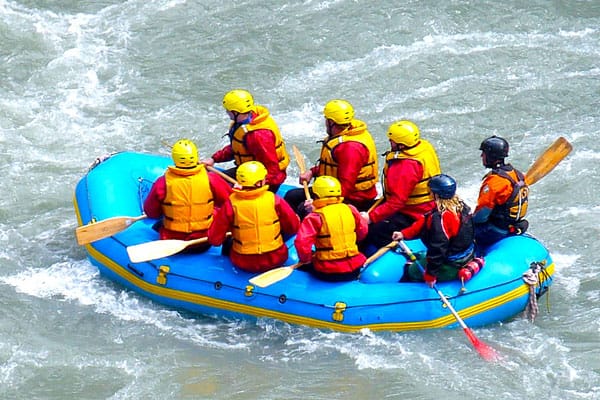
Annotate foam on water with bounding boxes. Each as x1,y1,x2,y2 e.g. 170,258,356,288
0,261,249,351
2,0,599,398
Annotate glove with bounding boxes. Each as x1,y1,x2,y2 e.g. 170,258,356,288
423,271,437,288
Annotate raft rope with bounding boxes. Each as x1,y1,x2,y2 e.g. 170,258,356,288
87,152,115,172
522,261,549,323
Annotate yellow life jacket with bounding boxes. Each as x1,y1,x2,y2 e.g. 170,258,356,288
230,185,283,254
162,165,214,233
317,119,379,191
313,198,360,261
229,105,290,171
382,139,441,205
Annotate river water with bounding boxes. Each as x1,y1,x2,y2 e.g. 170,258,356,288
1,1,599,399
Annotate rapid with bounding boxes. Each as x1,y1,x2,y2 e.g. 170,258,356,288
1,1,598,399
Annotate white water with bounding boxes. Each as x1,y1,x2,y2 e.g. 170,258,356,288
1,1,599,399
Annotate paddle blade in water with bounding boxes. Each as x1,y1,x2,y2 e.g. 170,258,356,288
464,328,501,362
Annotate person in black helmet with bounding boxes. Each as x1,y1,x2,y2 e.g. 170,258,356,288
473,136,529,249
392,174,481,287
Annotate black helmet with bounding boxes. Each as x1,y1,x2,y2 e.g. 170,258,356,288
428,174,456,199
480,136,509,165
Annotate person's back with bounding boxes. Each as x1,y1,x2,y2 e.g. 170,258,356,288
203,89,290,193
208,161,299,272
284,99,378,216
361,120,440,251
143,139,231,250
316,100,378,208
392,174,480,287
473,136,529,248
294,176,368,282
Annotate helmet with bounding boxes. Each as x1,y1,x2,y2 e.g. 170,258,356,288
171,139,198,168
428,174,456,199
312,175,342,198
222,89,254,113
236,161,267,187
387,120,420,147
479,136,509,163
323,99,354,124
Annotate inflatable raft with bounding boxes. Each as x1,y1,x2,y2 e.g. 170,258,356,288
73,151,554,333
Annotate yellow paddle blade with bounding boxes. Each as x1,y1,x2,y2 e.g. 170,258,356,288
525,137,573,185
127,237,208,263
249,263,303,288
292,145,307,174
75,215,146,245
292,145,311,199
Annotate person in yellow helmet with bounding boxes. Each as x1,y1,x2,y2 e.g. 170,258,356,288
202,89,290,193
359,120,441,253
143,139,232,250
294,176,368,281
208,161,300,272
284,99,378,217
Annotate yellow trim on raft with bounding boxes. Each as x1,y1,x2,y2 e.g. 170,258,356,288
84,241,554,333
75,194,554,332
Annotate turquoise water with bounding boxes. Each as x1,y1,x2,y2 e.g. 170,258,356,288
1,1,599,399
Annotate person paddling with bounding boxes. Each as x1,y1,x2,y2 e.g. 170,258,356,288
473,136,529,249
360,120,441,253
284,99,378,216
392,174,483,287
143,139,232,252
208,161,299,273
294,176,368,282
202,89,290,193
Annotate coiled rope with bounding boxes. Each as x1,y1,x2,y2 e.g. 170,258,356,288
522,261,548,322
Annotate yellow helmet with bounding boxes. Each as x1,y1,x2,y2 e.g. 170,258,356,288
222,89,254,113
171,139,198,168
236,161,267,187
387,120,420,147
312,175,342,198
323,99,354,124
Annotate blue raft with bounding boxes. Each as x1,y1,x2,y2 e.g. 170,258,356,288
73,151,554,332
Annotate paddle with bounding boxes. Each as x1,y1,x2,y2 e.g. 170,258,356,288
76,215,147,245
206,165,238,186
525,136,572,185
248,262,305,288
247,145,311,288
397,240,500,361
363,240,398,267
367,197,383,213
292,145,311,199
127,237,210,263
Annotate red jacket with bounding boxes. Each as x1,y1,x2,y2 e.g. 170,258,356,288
212,127,286,186
295,204,368,274
143,171,232,240
310,141,377,207
369,158,436,223
208,192,300,272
